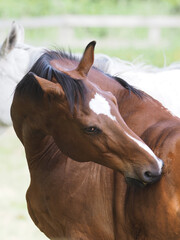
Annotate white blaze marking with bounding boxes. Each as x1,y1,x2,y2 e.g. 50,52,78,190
126,133,163,172
89,93,116,121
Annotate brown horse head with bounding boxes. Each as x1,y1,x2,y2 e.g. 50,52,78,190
12,41,163,185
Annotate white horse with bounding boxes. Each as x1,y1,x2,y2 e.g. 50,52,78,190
1,22,180,134
0,22,44,134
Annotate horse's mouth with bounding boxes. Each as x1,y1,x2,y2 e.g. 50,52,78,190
125,177,148,188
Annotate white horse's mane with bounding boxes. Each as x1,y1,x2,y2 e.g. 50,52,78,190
94,53,180,75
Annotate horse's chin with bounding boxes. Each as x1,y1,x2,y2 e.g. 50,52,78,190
125,177,148,188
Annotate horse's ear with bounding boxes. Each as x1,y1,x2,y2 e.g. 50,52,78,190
0,21,24,57
15,22,25,44
76,41,96,77
32,73,64,97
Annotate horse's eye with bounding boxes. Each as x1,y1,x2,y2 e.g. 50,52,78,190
84,126,101,135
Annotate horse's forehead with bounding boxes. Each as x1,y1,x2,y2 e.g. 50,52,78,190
89,92,117,121
51,59,78,72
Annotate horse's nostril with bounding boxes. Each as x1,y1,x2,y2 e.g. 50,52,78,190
144,171,153,178
143,170,161,183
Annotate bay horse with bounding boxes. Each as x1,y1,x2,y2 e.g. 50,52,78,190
11,41,165,240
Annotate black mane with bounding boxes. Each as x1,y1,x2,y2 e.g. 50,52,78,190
113,76,144,98
15,50,86,112
15,49,143,112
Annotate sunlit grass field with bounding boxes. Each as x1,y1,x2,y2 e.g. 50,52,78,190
0,128,47,240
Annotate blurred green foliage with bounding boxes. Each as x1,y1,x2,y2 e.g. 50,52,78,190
1,0,180,66
0,0,180,18
23,25,180,67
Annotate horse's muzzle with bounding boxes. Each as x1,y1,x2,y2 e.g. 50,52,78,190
125,171,162,188
125,177,148,188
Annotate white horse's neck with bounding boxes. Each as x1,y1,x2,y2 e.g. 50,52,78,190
4,44,44,83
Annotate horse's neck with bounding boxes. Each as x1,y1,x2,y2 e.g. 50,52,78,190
11,95,59,170
28,134,62,171
117,89,174,136
22,120,65,173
